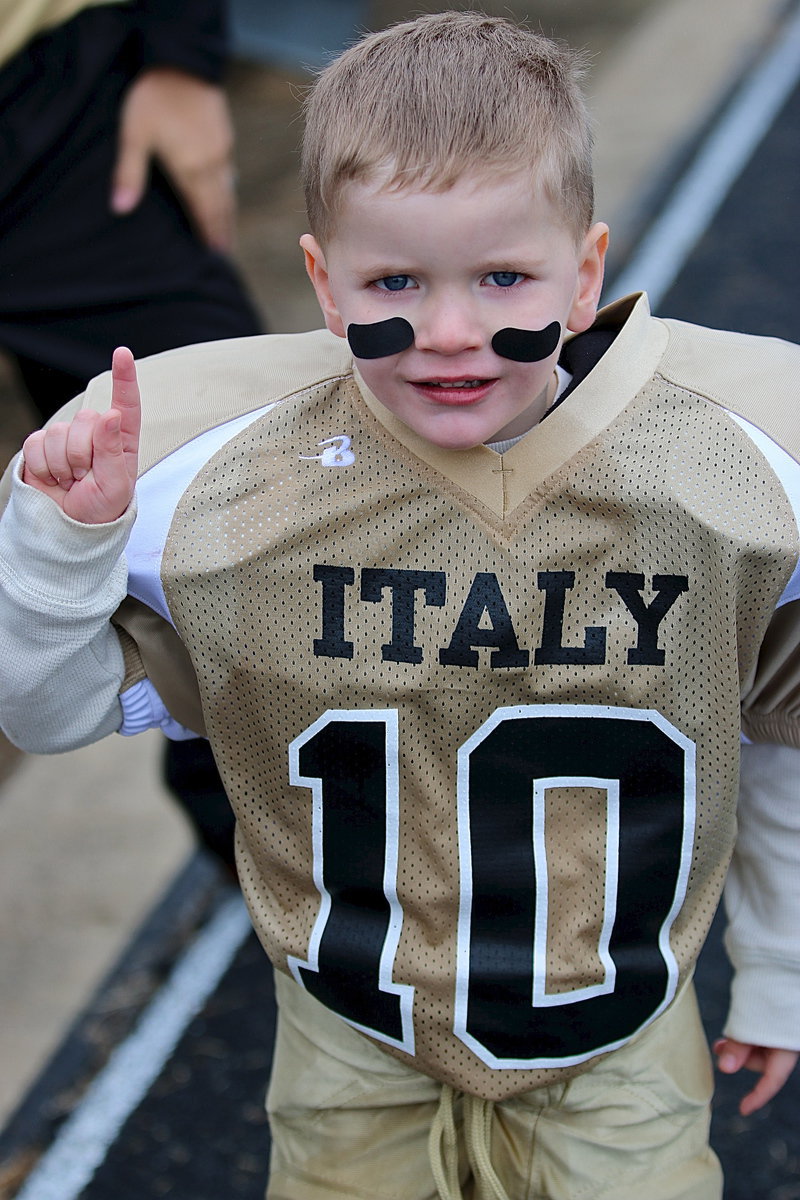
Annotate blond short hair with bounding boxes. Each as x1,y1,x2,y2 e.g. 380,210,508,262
302,11,594,245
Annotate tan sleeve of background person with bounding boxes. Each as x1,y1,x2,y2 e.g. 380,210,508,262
0,0,126,70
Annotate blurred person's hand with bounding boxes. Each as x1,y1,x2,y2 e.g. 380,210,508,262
111,68,236,252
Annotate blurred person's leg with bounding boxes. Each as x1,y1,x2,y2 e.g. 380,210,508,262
163,737,236,875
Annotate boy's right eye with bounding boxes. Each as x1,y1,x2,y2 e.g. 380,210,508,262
374,274,413,291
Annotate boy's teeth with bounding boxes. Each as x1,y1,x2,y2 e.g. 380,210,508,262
427,380,482,388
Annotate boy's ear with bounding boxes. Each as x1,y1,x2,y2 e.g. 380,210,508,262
567,222,610,334
300,234,346,338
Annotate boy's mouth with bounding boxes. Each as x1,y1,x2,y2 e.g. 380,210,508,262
411,377,496,403
422,379,483,388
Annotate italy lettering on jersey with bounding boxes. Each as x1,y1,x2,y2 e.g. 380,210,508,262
112,294,800,1099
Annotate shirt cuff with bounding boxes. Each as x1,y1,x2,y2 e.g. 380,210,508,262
724,955,800,1051
120,678,202,740
1,457,135,608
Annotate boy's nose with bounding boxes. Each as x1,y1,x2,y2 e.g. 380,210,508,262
413,298,483,356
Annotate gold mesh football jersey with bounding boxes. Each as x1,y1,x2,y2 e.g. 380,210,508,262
92,294,800,1100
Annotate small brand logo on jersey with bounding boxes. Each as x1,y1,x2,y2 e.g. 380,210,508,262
299,436,356,467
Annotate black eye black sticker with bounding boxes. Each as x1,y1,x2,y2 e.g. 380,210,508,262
491,322,562,362
346,316,562,362
347,317,415,360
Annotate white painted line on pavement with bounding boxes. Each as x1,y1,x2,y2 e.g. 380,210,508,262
608,2,800,308
14,894,252,1200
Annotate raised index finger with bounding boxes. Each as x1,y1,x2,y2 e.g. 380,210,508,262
110,346,141,478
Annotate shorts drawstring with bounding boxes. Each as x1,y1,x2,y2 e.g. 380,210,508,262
429,1084,512,1200
464,1095,510,1200
429,1084,462,1199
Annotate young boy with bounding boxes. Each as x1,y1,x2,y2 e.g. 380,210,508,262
1,12,799,1199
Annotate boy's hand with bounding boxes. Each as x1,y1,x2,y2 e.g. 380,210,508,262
21,347,141,525
713,1037,799,1115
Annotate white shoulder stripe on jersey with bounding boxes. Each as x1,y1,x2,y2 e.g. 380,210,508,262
126,403,278,622
727,411,800,607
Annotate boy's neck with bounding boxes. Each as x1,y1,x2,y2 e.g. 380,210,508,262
486,367,570,453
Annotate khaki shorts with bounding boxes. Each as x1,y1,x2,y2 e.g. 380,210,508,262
266,972,722,1200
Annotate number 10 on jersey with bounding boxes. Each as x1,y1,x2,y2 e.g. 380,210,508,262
288,704,696,1069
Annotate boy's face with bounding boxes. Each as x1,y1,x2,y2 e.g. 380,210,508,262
301,173,608,449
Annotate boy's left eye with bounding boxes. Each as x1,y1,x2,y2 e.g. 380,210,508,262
486,271,524,287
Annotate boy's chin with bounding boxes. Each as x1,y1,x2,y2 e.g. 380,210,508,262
432,436,486,451
393,400,539,450
418,429,501,452
404,417,489,451
422,416,531,450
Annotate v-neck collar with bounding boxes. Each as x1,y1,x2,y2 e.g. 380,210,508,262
355,293,668,519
